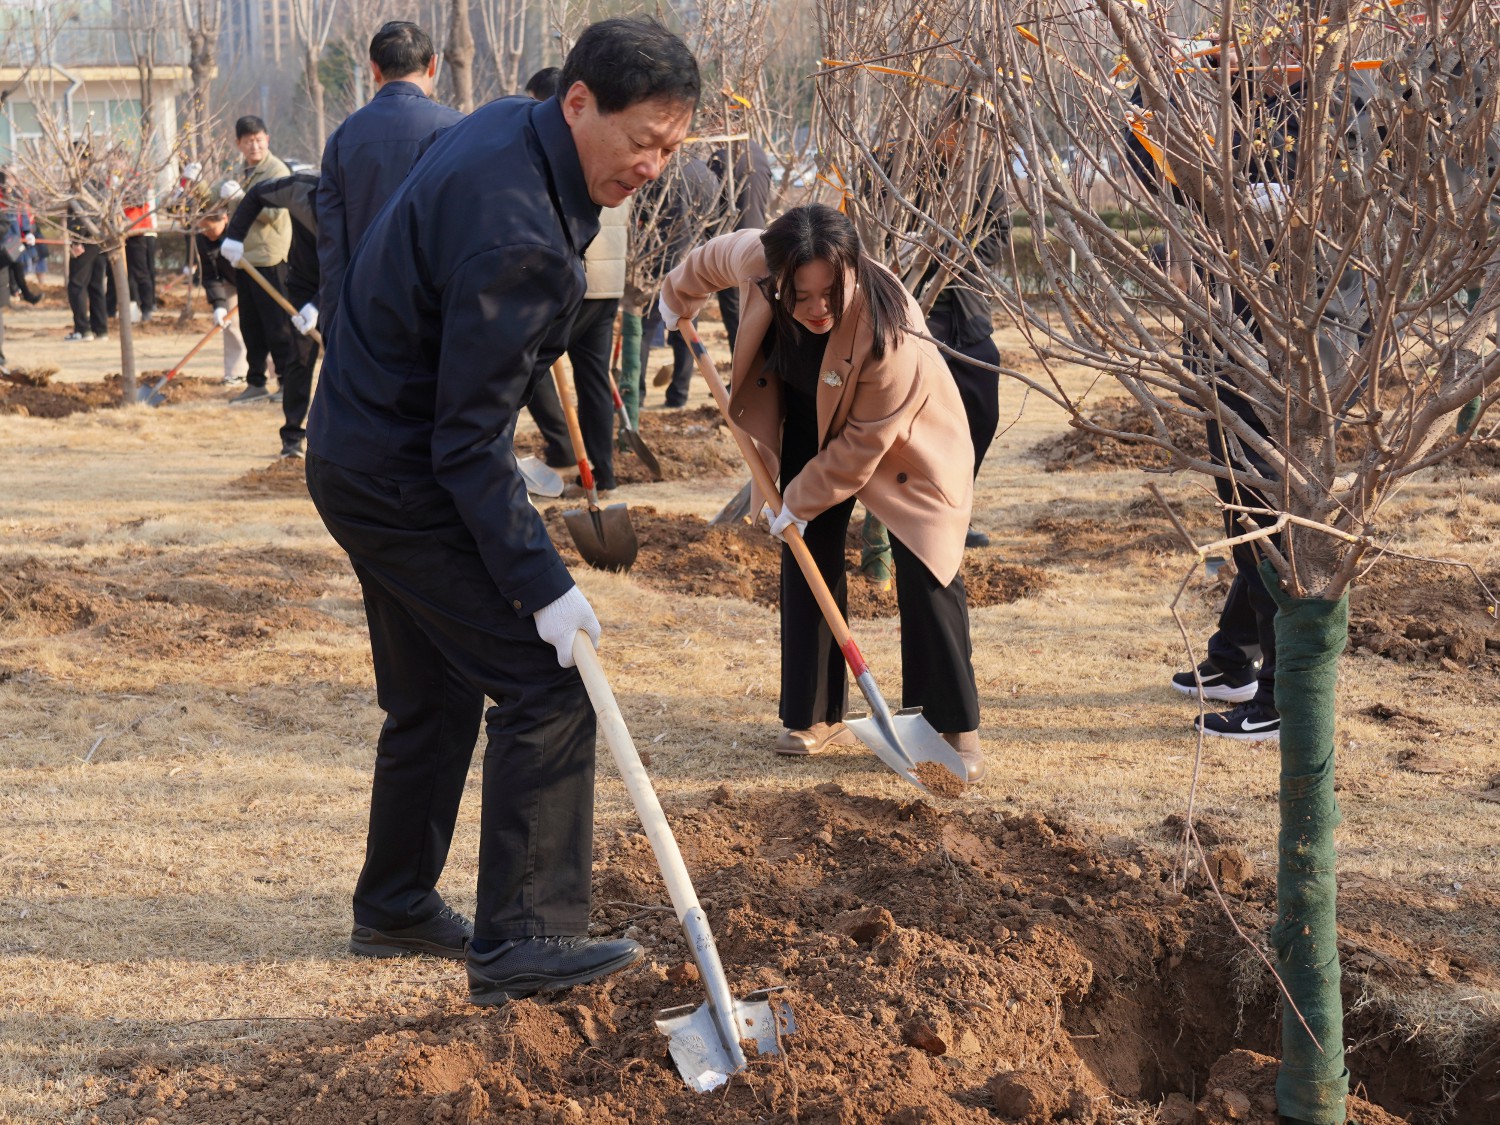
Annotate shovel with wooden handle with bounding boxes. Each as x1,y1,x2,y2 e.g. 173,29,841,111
679,320,968,796
138,307,239,405
236,260,324,348
571,631,793,1091
551,360,638,572
608,334,664,480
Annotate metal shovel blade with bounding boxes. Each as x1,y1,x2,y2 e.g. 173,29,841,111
518,456,565,498
622,427,664,481
844,706,968,795
656,988,796,1093
563,502,638,572
709,480,754,525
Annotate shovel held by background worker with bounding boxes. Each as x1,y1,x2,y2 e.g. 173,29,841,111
679,320,968,796
137,307,239,406
236,260,324,349
551,360,638,572
571,630,793,1091
608,333,664,480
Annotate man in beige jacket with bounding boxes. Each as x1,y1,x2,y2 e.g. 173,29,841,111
218,115,295,406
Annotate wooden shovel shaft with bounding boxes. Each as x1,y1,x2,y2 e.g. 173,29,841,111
237,259,325,348
550,359,597,495
146,308,238,397
679,320,868,677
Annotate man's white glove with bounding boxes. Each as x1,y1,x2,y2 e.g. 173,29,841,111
220,238,245,266
23,233,35,247
218,180,241,201
532,586,601,669
291,302,318,335
212,305,230,328
181,161,202,183
764,503,808,542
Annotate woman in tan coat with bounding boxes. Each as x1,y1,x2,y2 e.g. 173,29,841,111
660,204,984,781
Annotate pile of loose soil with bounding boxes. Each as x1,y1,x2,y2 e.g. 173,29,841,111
1349,561,1499,671
228,454,311,495
517,405,745,485
543,506,1050,616
81,786,1477,1124
0,367,122,417
1030,398,1207,473
0,544,346,660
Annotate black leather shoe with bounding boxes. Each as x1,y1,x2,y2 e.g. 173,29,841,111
964,526,991,549
349,904,473,959
467,936,644,1005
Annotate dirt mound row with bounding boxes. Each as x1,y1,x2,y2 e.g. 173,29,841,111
1349,562,1500,671
517,405,745,485
0,544,348,660
84,786,1441,1124
544,506,1050,616
228,454,311,495
1030,399,1207,473
0,368,230,417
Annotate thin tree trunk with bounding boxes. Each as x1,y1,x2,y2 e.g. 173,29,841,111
108,248,138,404
445,0,476,113
306,48,328,155
1265,564,1350,1125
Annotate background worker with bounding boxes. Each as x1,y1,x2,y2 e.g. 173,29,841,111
220,115,293,406
64,148,108,342
224,169,321,458
707,129,772,353
660,204,986,782
304,18,699,1003
192,208,248,385
317,20,461,332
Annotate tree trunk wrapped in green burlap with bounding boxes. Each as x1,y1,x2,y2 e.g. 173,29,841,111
619,312,643,434
1263,560,1350,1125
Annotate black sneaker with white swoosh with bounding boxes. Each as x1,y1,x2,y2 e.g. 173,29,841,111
1194,700,1280,742
1171,657,1260,703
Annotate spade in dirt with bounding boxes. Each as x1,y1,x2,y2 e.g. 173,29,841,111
138,307,239,406
710,479,754,525
551,360,638,571
681,320,968,796
609,332,664,480
570,630,794,1090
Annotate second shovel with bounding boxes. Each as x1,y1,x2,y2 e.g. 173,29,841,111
551,360,638,572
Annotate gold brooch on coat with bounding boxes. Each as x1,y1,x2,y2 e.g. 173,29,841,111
821,370,843,387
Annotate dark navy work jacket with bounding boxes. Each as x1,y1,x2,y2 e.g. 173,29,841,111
307,96,600,616
315,80,463,326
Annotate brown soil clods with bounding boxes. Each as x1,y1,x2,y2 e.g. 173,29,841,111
1030,398,1206,472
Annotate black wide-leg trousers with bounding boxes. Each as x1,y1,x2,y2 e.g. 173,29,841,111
777,390,980,734
306,455,597,941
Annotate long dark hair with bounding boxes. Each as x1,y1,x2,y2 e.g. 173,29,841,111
757,204,910,367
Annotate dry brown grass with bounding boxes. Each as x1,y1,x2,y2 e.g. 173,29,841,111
0,304,1496,1122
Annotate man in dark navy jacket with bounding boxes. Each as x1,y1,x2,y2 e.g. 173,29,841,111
305,17,698,1005
315,20,463,331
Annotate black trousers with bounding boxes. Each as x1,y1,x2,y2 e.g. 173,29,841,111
526,377,576,469
778,391,980,733
642,299,694,407
717,286,741,354
1204,415,1280,710
927,308,1000,478
129,237,156,315
306,455,596,940
68,245,107,336
7,260,36,301
565,297,619,488
234,264,316,443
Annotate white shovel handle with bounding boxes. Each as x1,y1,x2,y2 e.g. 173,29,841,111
572,632,700,919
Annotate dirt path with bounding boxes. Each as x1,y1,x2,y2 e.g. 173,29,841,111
0,307,1496,1123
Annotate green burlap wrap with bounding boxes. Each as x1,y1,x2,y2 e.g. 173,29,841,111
859,512,893,585
619,312,643,434
1263,560,1350,1125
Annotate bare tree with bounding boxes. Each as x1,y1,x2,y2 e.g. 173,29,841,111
476,0,527,98
444,0,476,113
289,0,341,156
816,1,1500,1121
180,0,223,161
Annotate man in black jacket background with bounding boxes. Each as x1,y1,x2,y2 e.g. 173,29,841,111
305,17,699,1005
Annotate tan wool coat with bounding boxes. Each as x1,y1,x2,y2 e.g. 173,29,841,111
661,229,974,585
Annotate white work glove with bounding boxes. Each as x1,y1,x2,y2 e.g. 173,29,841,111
23,233,35,247
533,586,601,669
212,305,230,327
659,300,688,334
220,238,244,266
764,503,808,542
291,302,318,335
181,161,202,183
218,179,241,201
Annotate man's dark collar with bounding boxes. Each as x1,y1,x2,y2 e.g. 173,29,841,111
530,96,600,256
375,80,427,100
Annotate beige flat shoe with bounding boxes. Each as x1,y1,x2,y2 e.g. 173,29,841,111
774,721,858,756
